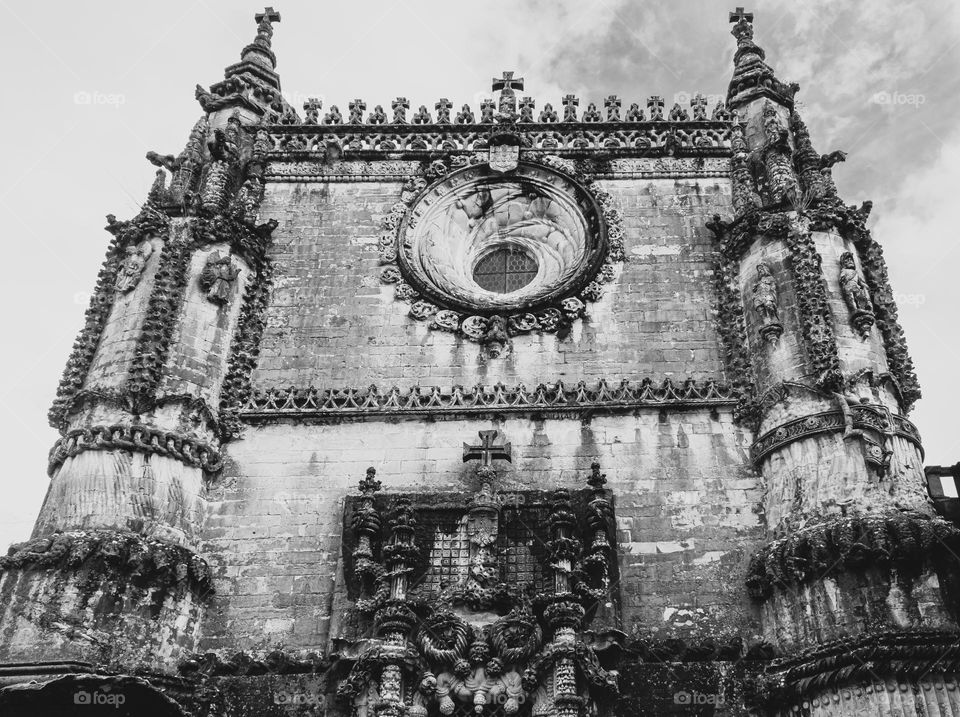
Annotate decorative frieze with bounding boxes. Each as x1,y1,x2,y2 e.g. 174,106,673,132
48,424,223,476
265,155,732,181
750,404,921,467
179,650,330,676
0,528,214,599
238,378,737,421
261,121,732,157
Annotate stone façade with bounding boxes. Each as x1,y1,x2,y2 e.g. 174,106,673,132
0,6,957,717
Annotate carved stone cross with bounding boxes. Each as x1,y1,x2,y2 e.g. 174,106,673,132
729,6,753,23
463,430,512,468
691,94,708,120
518,97,535,122
562,94,579,121
303,97,321,124
435,98,452,123
605,95,621,121
492,70,525,94
255,6,281,24
493,71,524,119
647,95,664,120
348,99,366,124
392,97,409,124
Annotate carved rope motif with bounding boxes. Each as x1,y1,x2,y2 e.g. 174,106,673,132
48,424,224,476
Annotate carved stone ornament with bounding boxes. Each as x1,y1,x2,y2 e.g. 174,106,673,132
376,156,624,348
838,250,875,338
488,141,520,173
115,239,154,293
198,250,241,304
751,261,783,344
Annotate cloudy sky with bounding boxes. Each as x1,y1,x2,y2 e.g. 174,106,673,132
1,0,958,549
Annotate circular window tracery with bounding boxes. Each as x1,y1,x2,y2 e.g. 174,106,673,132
472,245,539,294
377,156,624,342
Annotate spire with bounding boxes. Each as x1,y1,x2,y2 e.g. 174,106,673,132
726,8,797,109
197,8,292,122
219,8,283,95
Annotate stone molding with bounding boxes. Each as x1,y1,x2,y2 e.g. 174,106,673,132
265,156,733,182
48,424,223,476
261,120,733,157
238,378,737,421
750,404,921,467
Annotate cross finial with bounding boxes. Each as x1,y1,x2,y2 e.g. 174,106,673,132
256,6,281,24
492,70,524,93
729,6,753,23
463,430,512,468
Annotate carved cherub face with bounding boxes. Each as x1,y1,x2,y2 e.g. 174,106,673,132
840,252,856,269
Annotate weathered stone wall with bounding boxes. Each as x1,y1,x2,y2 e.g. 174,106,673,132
200,409,763,653
34,451,206,548
252,175,731,390
0,567,205,672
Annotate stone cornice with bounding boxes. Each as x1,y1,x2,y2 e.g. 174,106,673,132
237,379,738,422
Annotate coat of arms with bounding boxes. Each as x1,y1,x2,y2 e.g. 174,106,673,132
488,140,520,173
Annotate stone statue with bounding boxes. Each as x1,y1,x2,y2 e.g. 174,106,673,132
752,262,782,343
199,251,241,304
115,240,154,294
839,251,875,338
839,251,871,313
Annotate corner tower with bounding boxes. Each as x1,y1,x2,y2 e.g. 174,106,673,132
0,8,285,682
713,8,960,715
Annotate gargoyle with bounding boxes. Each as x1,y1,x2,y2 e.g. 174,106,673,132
820,150,847,169
146,151,179,173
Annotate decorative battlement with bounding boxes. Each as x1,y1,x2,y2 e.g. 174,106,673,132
261,91,732,129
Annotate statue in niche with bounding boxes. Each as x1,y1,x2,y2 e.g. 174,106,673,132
199,251,241,305
838,251,875,338
115,240,154,294
752,261,783,344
